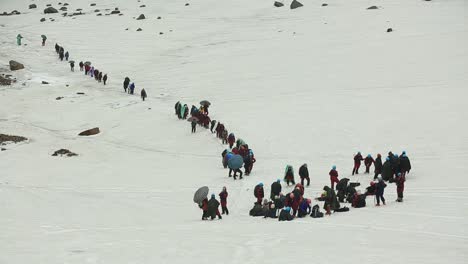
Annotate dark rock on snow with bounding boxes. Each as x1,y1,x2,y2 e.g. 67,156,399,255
44,7,58,14
52,149,78,157
367,6,378,10
29,4,37,9
78,127,100,136
90,3,96,6
136,14,145,20
46,4,52,7
290,0,303,9
76,92,85,95
60,7,67,11
185,3,190,6
42,81,49,84
0,75,13,85
40,17,46,22
140,5,146,7
0,134,27,145
9,60,24,71
157,16,161,19
111,10,120,14
274,2,284,7
56,96,64,100
137,28,142,31
97,13,102,16
322,3,328,6
387,28,393,32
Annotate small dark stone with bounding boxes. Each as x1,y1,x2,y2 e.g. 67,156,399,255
63,3,69,6
290,0,303,9
40,18,46,22
77,92,85,95
137,28,142,31
159,32,163,35
51,19,55,21
274,1,284,7
119,13,123,16
185,3,190,6
367,6,378,10
387,28,393,32
46,4,52,7
90,3,96,6
76,8,83,11
110,10,120,14
140,5,146,7
97,13,102,16
1,148,6,151
94,9,100,12
42,81,49,84
322,3,328,6
78,127,100,136
62,13,67,16
136,14,145,20
157,16,161,19
56,96,64,100
52,149,78,157
60,7,67,11
29,4,37,9
125,28,128,30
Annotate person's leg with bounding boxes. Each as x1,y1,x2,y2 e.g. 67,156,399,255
301,177,305,186
306,177,310,186
229,169,233,177
381,195,386,205
376,195,381,205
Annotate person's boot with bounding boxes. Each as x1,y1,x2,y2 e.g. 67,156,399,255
218,214,222,220
325,206,331,215
226,208,229,215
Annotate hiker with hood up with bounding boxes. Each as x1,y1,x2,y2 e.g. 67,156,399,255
298,198,312,217
210,120,217,133
103,74,108,85
284,165,295,186
90,66,95,77
254,183,264,204
41,35,47,46
221,130,228,145
352,152,364,175
191,119,197,133
84,64,90,75
55,43,60,53
94,69,99,81
141,88,147,101
394,173,405,202
364,154,374,174
59,50,64,61
219,187,229,215
279,207,294,221
399,151,411,176
374,153,383,179
16,34,23,46
183,104,189,119
64,51,69,61
270,179,282,200
316,186,340,215
79,61,84,71
175,102,182,118
98,72,103,82
207,194,222,220
299,163,310,187
129,83,135,94
381,157,393,181
375,175,387,206
329,165,339,189
69,61,75,72
123,77,130,92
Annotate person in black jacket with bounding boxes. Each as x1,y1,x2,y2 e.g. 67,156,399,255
382,157,393,181
103,74,108,85
123,77,130,93
375,176,387,206
399,151,411,176
270,179,282,200
207,194,222,220
374,154,383,179
278,207,294,221
191,120,197,133
299,163,310,187
141,88,147,101
210,120,216,133
352,152,364,175
79,61,84,71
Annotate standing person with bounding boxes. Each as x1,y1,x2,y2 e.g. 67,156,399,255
382,157,393,181
254,183,264,204
176,102,182,119
183,105,189,119
299,163,310,187
16,34,23,46
98,72,103,82
270,179,282,200
207,194,222,220
141,89,147,101
84,64,90,75
123,77,130,92
103,74,108,85
129,83,135,94
59,50,64,61
399,151,411,176
94,69,99,80
191,120,197,133
41,35,47,46
221,130,228,145
64,51,69,61
316,186,340,215
374,154,383,179
79,61,84,71
210,120,217,133
228,133,235,149
375,175,387,206
55,43,60,53
219,187,229,215
90,66,95,77
329,165,339,189
284,165,295,186
364,154,374,174
352,152,364,175
199,197,209,220
394,173,405,202
69,61,75,72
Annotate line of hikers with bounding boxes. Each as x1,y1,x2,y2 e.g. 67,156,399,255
123,77,147,101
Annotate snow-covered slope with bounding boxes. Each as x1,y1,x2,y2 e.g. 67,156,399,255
1,0,467,263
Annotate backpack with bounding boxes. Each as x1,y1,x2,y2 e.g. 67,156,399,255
310,205,324,218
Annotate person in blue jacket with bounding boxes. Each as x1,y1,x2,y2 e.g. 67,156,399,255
129,82,135,94
297,198,312,217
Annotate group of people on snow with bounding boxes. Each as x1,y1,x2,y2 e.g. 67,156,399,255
123,77,147,101
198,187,229,220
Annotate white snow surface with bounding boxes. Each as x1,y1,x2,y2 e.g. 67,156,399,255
1,0,467,263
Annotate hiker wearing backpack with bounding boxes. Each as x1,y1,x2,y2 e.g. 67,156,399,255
284,165,295,186
329,165,339,189
399,151,411,176
228,133,235,148
375,175,387,206
254,183,264,204
364,154,374,174
316,186,340,215
219,187,229,215
123,77,130,92
79,61,84,71
299,163,310,187
352,152,364,175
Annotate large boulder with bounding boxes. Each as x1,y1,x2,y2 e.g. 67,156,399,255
274,1,284,7
136,14,145,20
9,60,24,71
44,7,58,14
78,127,100,136
29,4,37,9
290,0,303,9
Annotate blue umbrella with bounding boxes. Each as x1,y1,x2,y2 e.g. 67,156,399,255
228,154,244,170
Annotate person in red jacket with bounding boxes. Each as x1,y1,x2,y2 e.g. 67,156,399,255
219,187,229,214
364,154,375,174
199,198,209,220
395,173,405,202
329,165,339,189
352,152,364,175
254,183,264,204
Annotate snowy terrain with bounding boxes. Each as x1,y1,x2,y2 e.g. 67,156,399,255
1,0,467,263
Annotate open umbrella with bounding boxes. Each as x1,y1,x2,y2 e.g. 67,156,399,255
41,34,47,39
200,100,211,106
193,186,209,204
228,154,244,170
187,116,199,122
84,61,92,66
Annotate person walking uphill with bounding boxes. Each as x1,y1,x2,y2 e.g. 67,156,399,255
41,35,47,46
69,61,75,72
374,154,383,179
399,151,411,176
103,74,108,85
129,83,135,94
123,77,130,93
299,163,310,187
79,61,84,71
199,197,209,220
207,194,222,220
352,152,364,175
394,173,405,202
284,165,295,186
329,165,339,189
191,119,197,133
219,187,229,215
375,175,387,206
254,183,264,205
64,51,69,61
364,154,374,174
141,89,147,101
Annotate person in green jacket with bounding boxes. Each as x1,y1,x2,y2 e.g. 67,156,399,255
16,34,23,46
41,35,47,46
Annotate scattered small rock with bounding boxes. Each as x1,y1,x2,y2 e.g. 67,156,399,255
367,6,378,10
63,3,69,6
159,32,163,35
9,60,24,71
185,3,190,6
97,13,102,16
41,81,49,84
274,1,284,7
46,4,52,7
56,96,64,100
322,3,328,6
140,5,146,7
40,18,46,22
137,28,142,31
90,3,96,6
29,4,37,9
387,28,393,32
118,13,123,16
1,148,6,151
0,134,27,145
136,14,145,20
77,92,85,95
60,7,67,11
52,149,78,157
157,16,161,19
78,127,100,136
110,10,120,14
44,7,58,14
76,8,83,11
94,9,100,12
62,13,67,16
125,28,128,30
290,0,303,9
